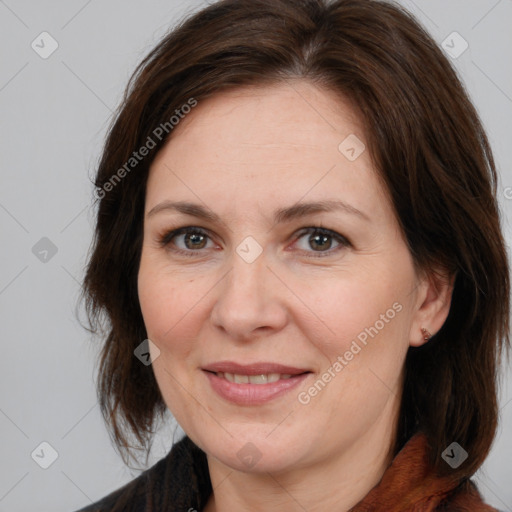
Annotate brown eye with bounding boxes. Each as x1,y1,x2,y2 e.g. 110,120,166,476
159,227,214,256
309,232,333,251
158,225,349,259
183,231,208,250
294,227,350,257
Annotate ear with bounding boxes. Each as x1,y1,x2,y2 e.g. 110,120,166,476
409,267,456,347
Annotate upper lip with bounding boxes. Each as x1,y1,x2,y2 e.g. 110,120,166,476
202,361,310,376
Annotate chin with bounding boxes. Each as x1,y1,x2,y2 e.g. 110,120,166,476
199,429,311,474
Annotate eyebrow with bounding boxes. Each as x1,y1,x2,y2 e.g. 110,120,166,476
146,199,370,223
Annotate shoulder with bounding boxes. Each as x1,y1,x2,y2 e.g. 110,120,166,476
438,478,500,512
73,436,208,512
73,455,168,512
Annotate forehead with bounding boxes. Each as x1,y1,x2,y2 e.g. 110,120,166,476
146,81,392,226
156,81,364,159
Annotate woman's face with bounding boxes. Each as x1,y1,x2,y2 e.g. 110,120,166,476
138,81,433,473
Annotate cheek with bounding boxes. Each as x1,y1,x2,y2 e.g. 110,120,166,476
303,278,410,387
137,261,201,353
305,275,401,349
137,263,203,417
138,269,169,339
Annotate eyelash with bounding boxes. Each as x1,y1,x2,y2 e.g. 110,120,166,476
157,225,351,258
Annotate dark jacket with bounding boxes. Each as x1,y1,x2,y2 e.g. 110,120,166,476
75,433,499,511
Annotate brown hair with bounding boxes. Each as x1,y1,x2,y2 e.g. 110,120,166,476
82,0,510,479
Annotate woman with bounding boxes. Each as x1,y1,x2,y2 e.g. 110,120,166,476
77,0,510,510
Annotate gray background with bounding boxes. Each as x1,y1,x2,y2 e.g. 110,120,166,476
0,0,511,510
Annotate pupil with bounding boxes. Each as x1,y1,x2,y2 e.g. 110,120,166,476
187,233,205,249
311,233,331,251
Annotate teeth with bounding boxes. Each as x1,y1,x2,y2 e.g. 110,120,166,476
217,372,293,384
233,374,249,384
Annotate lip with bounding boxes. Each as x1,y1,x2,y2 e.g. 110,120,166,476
202,361,309,375
203,371,310,405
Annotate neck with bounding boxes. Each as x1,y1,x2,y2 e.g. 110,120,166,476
203,411,398,512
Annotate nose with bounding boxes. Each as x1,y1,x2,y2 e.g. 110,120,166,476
210,249,288,340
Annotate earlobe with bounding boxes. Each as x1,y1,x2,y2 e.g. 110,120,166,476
409,269,456,348
420,327,432,342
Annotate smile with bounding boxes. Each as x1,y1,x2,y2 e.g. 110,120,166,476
203,370,310,405
216,372,293,384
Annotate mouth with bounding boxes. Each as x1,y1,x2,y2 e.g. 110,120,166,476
202,360,310,376
201,362,312,405
212,371,304,384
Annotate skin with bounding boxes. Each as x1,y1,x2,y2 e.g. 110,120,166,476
137,80,454,512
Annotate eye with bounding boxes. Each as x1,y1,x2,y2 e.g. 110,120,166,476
157,225,350,258
158,226,215,257
292,227,350,257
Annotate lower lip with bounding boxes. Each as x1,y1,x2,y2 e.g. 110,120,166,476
203,371,310,405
